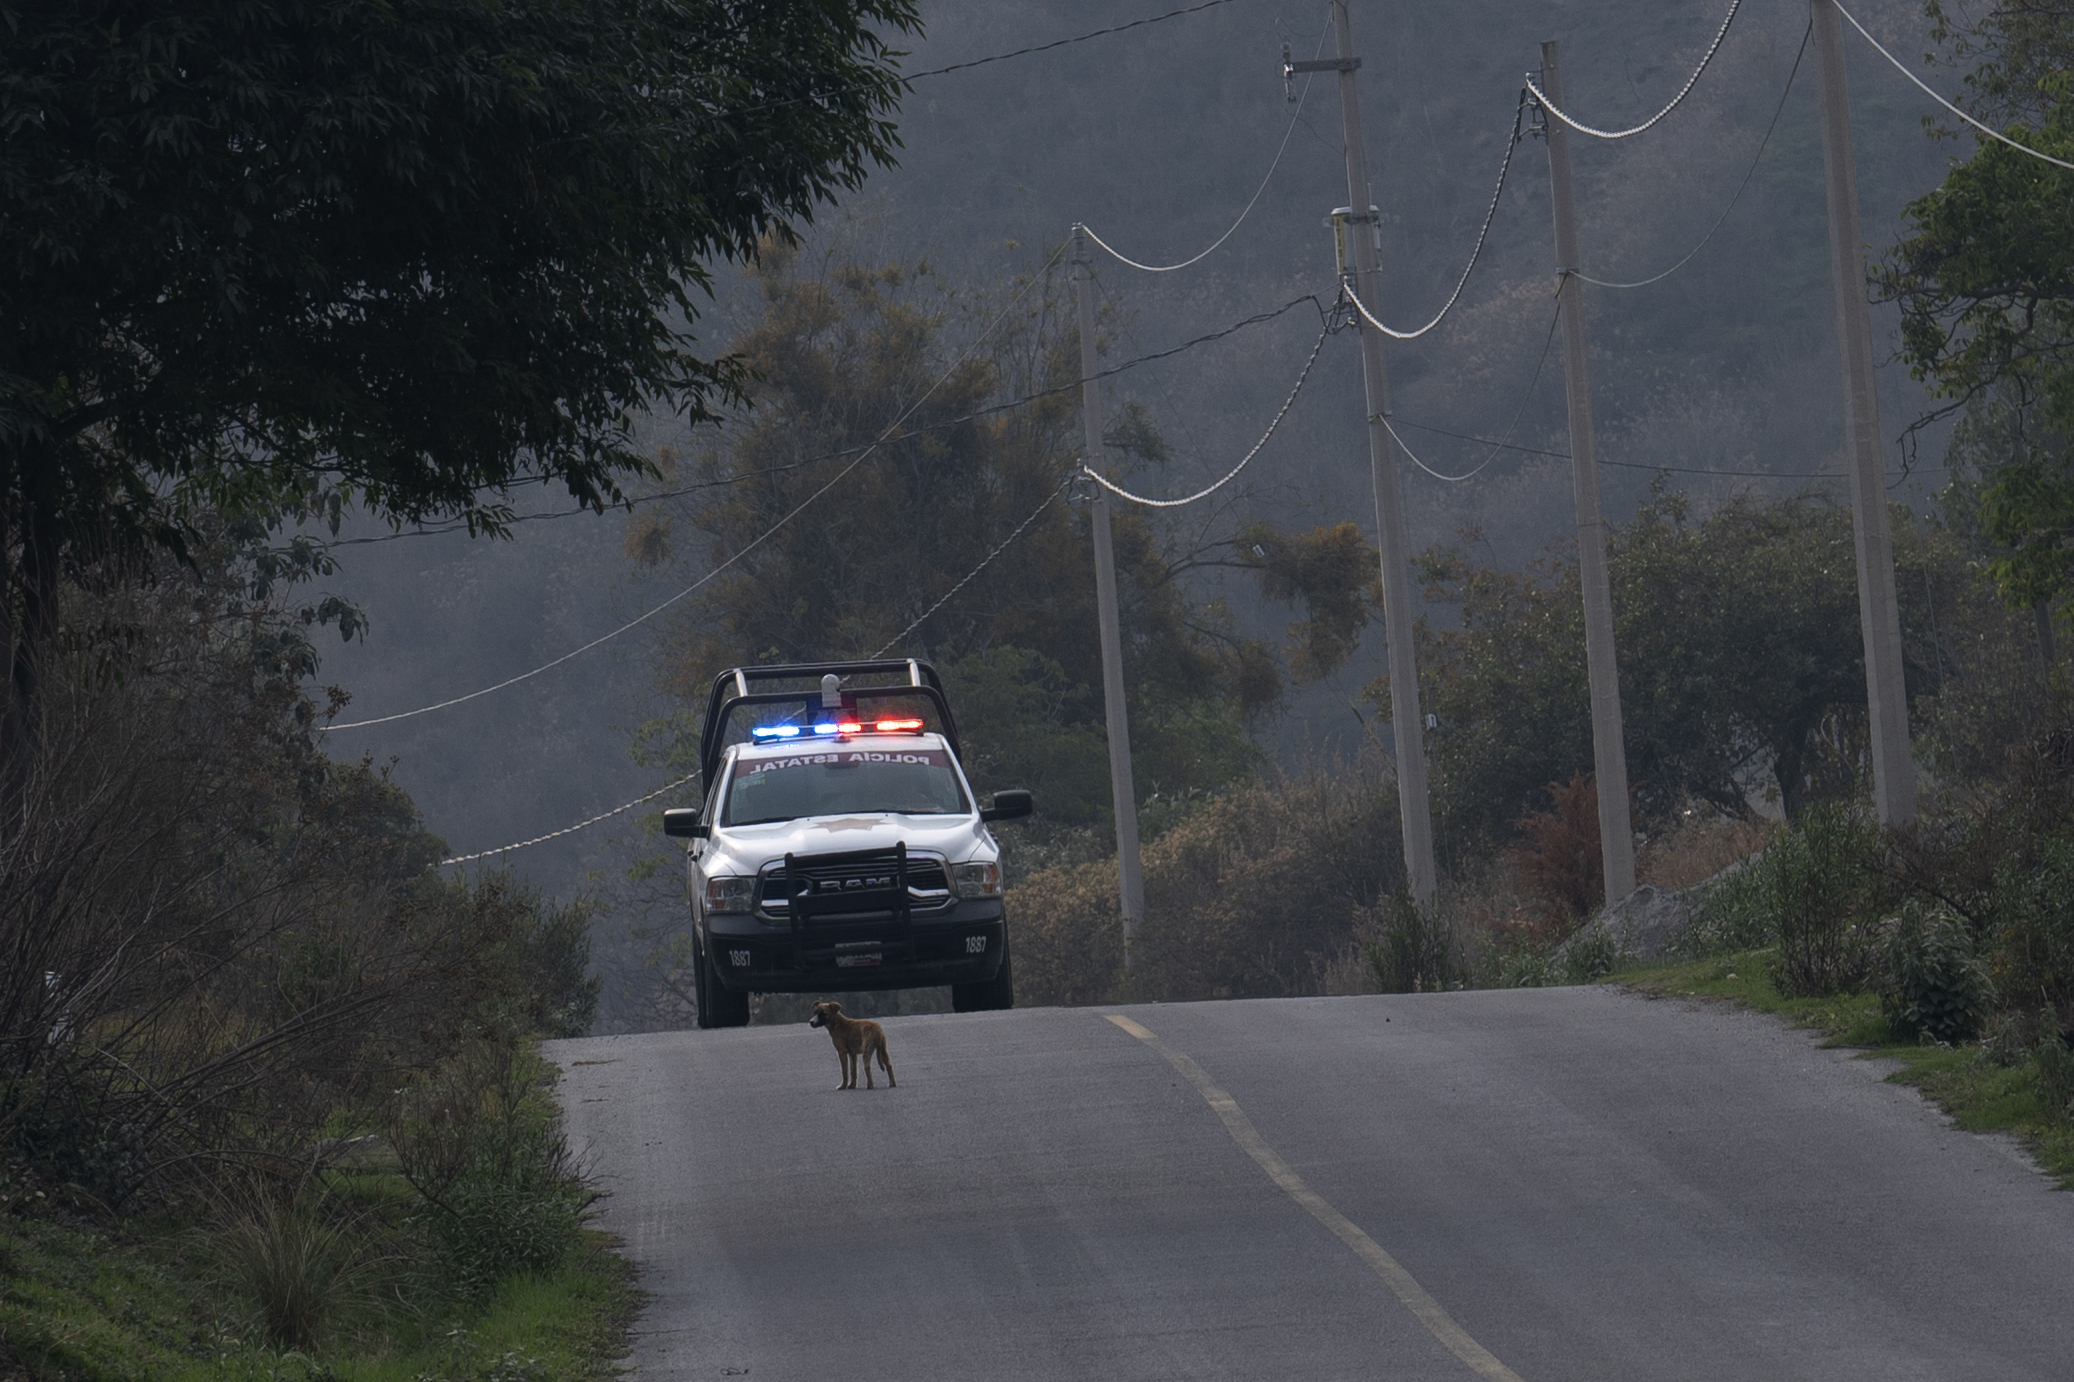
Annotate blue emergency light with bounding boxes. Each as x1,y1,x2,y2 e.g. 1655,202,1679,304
750,717,925,740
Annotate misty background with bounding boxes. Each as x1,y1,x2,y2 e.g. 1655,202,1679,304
303,0,1958,918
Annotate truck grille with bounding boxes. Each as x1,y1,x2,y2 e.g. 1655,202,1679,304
757,852,950,919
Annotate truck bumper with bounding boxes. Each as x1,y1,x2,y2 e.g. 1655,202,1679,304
704,900,1006,993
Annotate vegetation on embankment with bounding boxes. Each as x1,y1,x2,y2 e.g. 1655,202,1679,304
0,539,631,1378
1615,952,2074,1190
0,1188,639,1381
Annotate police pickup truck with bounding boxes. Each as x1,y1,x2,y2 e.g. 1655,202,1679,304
663,660,1031,1029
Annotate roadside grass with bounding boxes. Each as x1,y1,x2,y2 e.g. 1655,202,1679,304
1,1204,638,1382
1615,950,2074,1189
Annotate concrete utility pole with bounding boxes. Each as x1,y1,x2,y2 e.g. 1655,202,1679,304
1536,40,1637,904
1292,0,1438,902
1809,0,1917,826
1072,227,1147,945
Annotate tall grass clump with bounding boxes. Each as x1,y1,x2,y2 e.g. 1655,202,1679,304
208,1180,375,1351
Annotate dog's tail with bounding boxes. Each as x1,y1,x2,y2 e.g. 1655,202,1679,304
877,1040,895,1087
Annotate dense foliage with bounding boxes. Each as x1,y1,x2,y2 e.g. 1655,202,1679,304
0,537,595,1209
0,0,916,772
1879,4,2074,607
1404,489,2034,850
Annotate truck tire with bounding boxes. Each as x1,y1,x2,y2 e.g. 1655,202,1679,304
695,935,751,1029
952,939,1014,1013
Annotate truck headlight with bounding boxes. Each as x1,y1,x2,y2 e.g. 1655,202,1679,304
704,875,754,914
951,861,1001,899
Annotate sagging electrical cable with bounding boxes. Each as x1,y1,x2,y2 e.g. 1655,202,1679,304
1389,416,1938,482
1526,0,1743,141
1081,314,1330,507
1386,287,1564,483
323,240,1071,734
326,284,1325,732
719,0,1243,122
1342,94,1530,341
1077,20,1326,273
441,772,698,867
1833,0,2074,172
869,475,1078,658
445,473,1073,865
1576,21,1809,289
333,296,1325,549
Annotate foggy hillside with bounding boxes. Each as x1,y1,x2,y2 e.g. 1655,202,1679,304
309,0,1960,908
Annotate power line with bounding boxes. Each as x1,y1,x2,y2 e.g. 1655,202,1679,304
725,0,1243,121
322,287,1323,732
323,241,1072,733
1574,22,1809,290
326,462,831,546
904,0,1240,84
1342,93,1530,340
1383,287,1564,483
329,296,1318,550
1832,0,2074,172
440,773,698,867
1391,415,1941,481
442,472,1083,866
1076,22,1325,273
869,475,1077,657
1525,0,1743,141
1085,314,1330,506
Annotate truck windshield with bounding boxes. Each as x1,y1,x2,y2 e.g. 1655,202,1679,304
723,747,969,826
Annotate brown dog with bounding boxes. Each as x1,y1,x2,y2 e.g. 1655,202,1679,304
809,1001,896,1090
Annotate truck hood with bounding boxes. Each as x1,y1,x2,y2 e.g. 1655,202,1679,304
704,812,994,874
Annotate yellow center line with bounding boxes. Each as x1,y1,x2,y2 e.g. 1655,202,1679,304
1105,1013,1525,1382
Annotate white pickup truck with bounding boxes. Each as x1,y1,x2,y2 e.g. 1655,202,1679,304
664,660,1031,1029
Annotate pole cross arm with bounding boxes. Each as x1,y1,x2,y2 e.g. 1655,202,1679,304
1286,56,1360,74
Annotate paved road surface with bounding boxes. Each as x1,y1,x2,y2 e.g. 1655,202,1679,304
548,988,2074,1380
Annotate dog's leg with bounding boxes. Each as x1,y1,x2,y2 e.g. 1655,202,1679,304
864,1049,874,1090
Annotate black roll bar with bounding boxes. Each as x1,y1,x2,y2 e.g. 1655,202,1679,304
698,659,959,785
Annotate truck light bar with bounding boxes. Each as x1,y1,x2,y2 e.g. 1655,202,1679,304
750,717,927,741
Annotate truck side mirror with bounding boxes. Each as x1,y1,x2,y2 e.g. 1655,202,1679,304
663,808,709,839
979,789,1033,823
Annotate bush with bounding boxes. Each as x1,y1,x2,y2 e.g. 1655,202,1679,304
1365,895,1463,993
1005,858,1125,1008
1508,774,1604,935
387,1041,593,1297
1880,904,1991,1045
1008,757,1404,1005
2037,1023,2074,1125
1700,805,1887,995
1984,837,2074,1025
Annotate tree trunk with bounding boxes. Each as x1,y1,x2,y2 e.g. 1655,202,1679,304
0,451,60,832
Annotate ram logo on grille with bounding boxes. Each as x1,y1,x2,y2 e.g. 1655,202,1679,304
819,874,892,892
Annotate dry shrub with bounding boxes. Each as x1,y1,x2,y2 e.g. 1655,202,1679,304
1639,811,1770,889
1005,859,1123,1008
1508,775,1603,938
1009,754,1403,1006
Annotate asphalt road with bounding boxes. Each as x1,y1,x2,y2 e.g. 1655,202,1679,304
547,987,2074,1380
